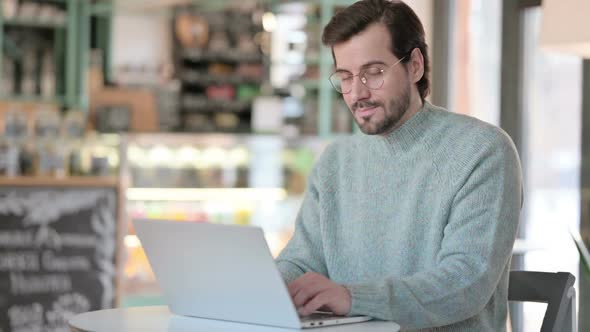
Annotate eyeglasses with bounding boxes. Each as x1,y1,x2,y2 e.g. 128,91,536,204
329,57,406,94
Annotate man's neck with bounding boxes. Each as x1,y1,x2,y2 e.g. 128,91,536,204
380,97,424,137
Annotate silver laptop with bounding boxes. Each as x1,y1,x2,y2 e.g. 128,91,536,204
133,219,372,329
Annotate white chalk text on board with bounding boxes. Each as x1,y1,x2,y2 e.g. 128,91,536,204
0,188,117,332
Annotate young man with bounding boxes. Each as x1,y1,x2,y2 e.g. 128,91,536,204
275,0,523,331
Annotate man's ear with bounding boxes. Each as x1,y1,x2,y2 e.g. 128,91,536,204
408,48,425,84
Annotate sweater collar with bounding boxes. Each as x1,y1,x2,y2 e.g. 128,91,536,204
376,101,433,153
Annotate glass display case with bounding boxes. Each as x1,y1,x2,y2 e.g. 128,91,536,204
118,133,328,305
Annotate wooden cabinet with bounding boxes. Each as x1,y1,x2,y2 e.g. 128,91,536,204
0,0,93,110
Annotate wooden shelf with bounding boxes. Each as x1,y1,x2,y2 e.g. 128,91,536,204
182,49,262,63
0,95,65,105
182,95,251,113
2,18,66,29
0,176,119,188
181,72,263,86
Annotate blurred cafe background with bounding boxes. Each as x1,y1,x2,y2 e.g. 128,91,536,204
0,0,589,331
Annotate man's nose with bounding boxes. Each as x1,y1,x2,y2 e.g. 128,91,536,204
349,76,370,102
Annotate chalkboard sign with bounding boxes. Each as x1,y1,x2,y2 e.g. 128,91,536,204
0,186,118,332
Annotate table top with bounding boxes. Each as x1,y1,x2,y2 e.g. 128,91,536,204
512,239,545,255
69,306,401,332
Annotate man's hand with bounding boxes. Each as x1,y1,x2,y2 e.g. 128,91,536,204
287,272,352,316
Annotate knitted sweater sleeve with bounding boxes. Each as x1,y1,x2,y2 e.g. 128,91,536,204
275,165,328,285
345,133,523,329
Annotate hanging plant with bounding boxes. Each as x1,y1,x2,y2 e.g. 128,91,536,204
571,229,590,279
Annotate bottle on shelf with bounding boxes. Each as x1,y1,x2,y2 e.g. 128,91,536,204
21,48,37,96
40,50,56,98
1,56,16,96
62,110,87,176
0,106,27,176
33,108,68,177
83,132,118,177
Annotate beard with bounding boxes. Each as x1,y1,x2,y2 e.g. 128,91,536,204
352,82,411,136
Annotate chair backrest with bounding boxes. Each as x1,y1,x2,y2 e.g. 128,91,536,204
508,271,576,332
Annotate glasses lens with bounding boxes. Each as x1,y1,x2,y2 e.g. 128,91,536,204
362,68,384,90
329,74,345,93
329,66,389,94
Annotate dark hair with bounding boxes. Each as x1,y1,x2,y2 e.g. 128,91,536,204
322,0,430,102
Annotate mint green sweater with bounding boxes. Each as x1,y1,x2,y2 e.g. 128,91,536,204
276,103,523,331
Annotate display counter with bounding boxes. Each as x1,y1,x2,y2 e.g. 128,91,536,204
117,133,328,306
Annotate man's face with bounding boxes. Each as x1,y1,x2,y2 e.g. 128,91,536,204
333,23,414,136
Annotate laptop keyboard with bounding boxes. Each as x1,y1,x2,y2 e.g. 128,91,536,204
300,312,339,322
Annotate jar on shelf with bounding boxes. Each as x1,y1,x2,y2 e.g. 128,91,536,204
0,107,28,176
33,109,68,177
0,56,15,95
62,110,87,176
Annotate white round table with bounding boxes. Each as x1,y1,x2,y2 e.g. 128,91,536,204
69,306,401,332
512,239,545,255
